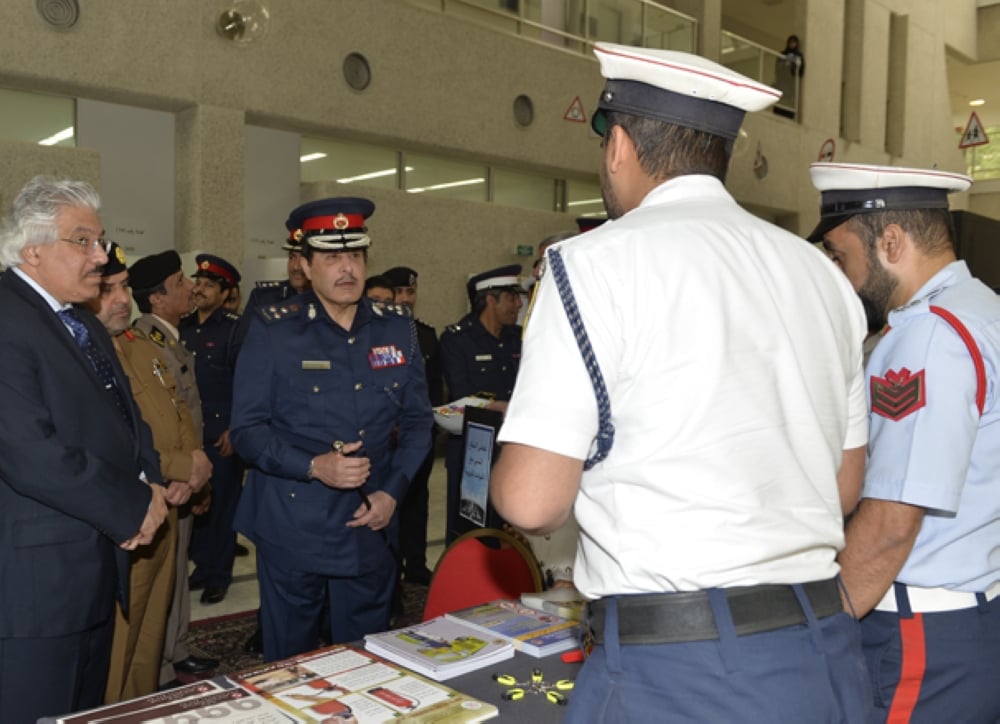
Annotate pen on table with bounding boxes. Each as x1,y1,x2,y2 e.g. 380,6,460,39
332,440,372,511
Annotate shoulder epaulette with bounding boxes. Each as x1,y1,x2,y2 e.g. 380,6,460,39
415,317,434,330
147,325,167,348
255,301,304,324
386,303,413,319
369,301,412,319
256,279,283,289
444,322,465,334
224,311,241,323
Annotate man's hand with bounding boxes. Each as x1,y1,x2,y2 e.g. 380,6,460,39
346,490,396,531
214,429,234,457
164,480,193,507
120,482,168,550
187,449,213,492
309,441,370,490
191,489,212,516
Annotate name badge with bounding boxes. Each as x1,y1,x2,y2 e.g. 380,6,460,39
301,360,331,370
475,354,493,362
369,345,406,369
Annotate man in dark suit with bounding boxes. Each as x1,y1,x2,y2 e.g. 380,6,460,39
0,176,168,722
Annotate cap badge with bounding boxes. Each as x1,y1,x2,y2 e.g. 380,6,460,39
200,260,210,270
333,213,350,230
114,246,126,265
292,229,303,242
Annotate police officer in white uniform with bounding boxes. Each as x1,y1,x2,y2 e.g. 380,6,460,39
491,44,873,722
811,162,1000,722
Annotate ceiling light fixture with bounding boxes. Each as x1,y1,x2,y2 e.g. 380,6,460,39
300,153,327,162
407,178,485,194
969,98,986,107
38,127,74,146
336,166,414,184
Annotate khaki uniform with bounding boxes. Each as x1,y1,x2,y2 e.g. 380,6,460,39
131,313,205,686
104,327,201,702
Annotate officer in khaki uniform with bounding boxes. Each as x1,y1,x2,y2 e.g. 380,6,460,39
87,244,212,701
128,250,219,682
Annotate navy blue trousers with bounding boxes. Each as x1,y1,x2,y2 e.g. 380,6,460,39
861,589,1000,723
566,587,872,723
189,447,243,588
256,548,397,662
0,616,114,722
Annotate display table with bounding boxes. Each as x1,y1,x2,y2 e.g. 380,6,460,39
445,648,583,722
42,643,582,723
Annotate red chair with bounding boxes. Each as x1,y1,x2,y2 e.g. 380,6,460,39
422,527,544,621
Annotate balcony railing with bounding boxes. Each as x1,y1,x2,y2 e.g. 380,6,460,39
410,0,697,54
721,30,801,121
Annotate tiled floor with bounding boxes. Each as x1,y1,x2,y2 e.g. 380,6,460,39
188,455,448,622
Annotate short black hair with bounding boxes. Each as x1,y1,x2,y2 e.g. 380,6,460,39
844,208,955,256
364,274,394,294
131,281,167,314
604,110,731,183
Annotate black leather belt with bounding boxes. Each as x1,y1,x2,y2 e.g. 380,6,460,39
588,578,843,645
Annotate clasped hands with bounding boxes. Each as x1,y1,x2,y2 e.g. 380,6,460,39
309,441,395,531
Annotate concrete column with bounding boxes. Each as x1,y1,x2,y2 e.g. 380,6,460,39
175,105,245,266
670,0,721,60
800,0,845,135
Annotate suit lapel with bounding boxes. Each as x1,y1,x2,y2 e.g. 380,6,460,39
2,273,139,448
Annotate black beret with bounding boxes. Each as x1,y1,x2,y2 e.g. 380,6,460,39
127,250,182,291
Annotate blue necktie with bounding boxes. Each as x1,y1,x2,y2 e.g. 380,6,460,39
58,308,133,428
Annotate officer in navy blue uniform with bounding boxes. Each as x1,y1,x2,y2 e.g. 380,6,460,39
231,197,433,661
236,223,314,654
180,254,244,605
438,265,523,542
235,223,312,345
382,266,444,584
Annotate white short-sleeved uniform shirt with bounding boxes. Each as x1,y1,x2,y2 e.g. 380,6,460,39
864,261,1000,593
498,176,868,598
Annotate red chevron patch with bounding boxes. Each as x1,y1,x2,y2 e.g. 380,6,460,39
870,367,926,421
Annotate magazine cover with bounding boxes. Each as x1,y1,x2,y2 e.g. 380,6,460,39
232,643,499,722
364,617,514,681
445,599,581,657
48,681,294,724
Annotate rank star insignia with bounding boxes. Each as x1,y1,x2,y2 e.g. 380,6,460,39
308,303,316,320
870,367,926,421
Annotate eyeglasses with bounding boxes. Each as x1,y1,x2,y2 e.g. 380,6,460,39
59,237,113,254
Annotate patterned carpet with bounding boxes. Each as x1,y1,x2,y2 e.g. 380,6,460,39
183,581,429,680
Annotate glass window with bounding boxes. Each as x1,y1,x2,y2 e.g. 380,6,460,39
494,167,557,210
965,128,1000,181
566,177,605,219
644,4,696,52
406,0,697,54
300,137,399,188
404,152,488,202
0,87,75,146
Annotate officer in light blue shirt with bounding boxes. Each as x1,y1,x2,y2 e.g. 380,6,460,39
810,162,1000,723
230,197,433,662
